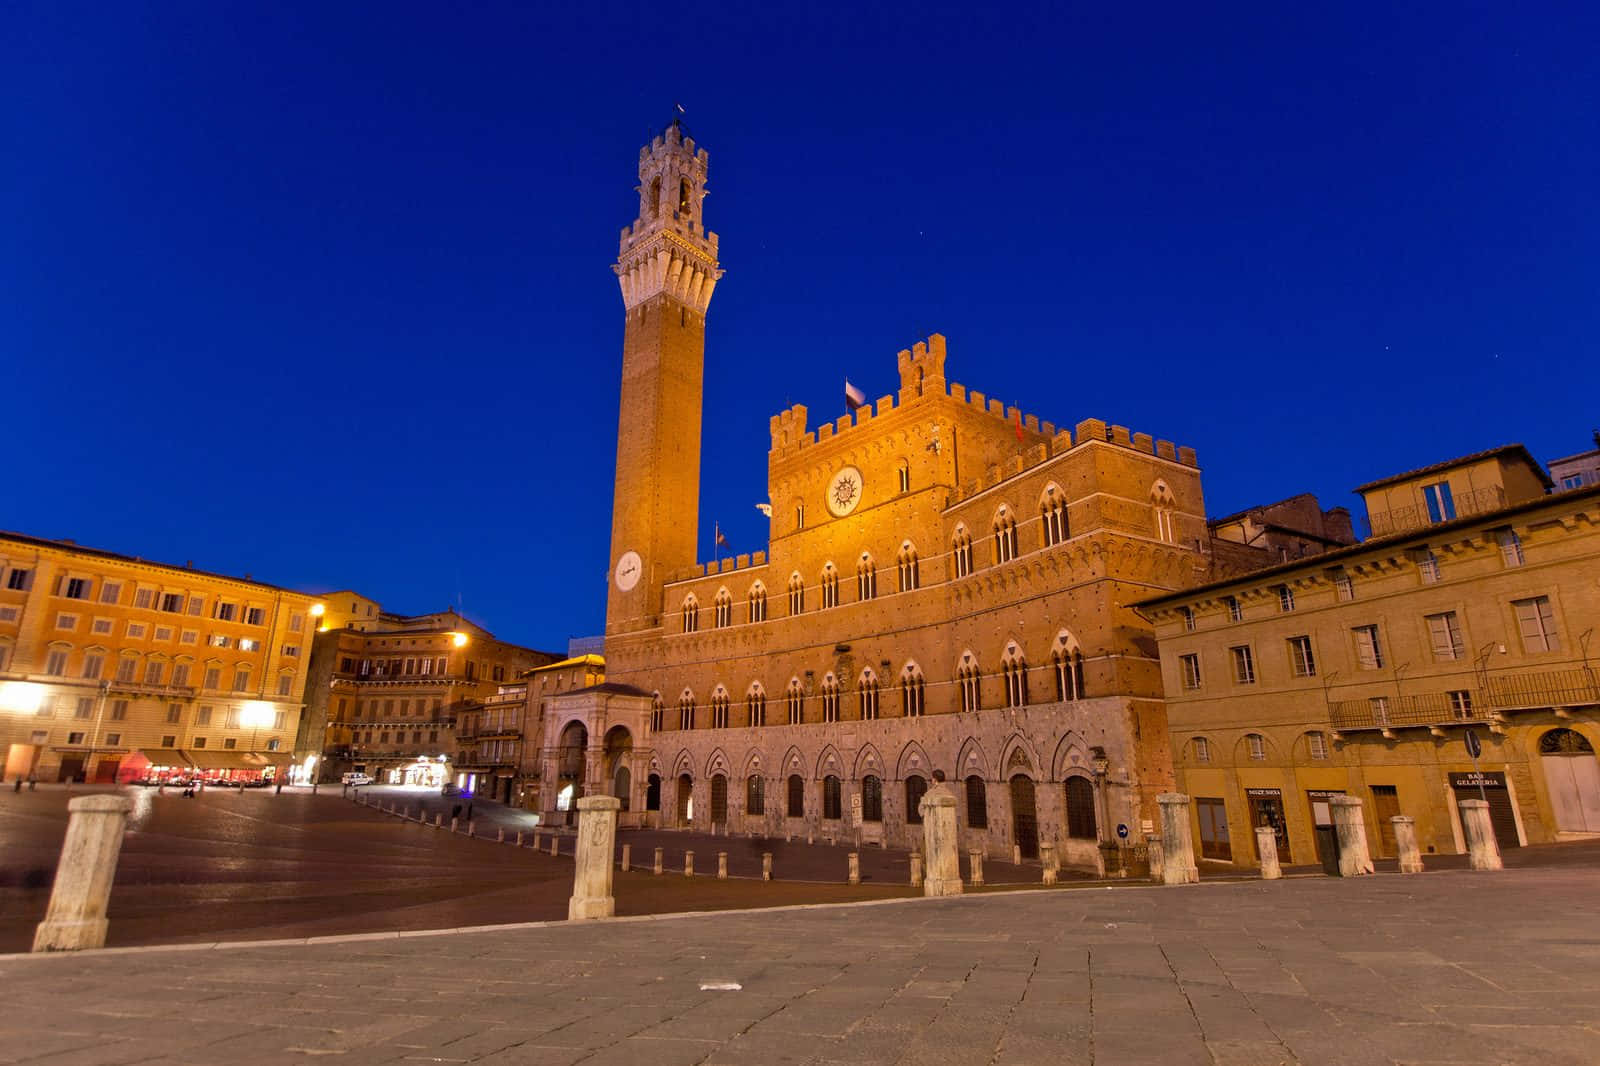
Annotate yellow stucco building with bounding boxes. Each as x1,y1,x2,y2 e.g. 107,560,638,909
0,531,321,784
1139,446,1600,866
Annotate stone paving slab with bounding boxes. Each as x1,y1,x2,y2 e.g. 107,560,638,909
7,865,1600,1064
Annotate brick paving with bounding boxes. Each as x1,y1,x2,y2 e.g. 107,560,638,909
7,862,1600,1064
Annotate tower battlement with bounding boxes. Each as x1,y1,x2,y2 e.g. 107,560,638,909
614,120,722,315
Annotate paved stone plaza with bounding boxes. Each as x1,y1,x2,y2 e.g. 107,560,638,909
6,862,1600,1065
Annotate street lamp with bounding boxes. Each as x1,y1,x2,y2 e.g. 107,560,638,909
310,602,326,632
0,681,46,715
241,700,274,780
450,632,468,648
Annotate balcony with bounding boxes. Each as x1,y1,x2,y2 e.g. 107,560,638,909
1366,486,1506,537
1487,668,1600,712
108,680,198,699
1329,691,1491,735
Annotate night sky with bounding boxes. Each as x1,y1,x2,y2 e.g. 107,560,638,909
5,4,1596,652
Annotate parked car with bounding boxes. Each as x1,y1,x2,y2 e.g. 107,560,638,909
440,783,460,796
342,773,373,786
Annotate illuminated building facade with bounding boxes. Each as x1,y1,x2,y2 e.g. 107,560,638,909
301,604,559,787
1140,446,1600,865
0,531,320,784
580,123,1254,870
454,654,605,807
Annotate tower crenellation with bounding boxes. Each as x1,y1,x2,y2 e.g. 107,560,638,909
615,121,722,316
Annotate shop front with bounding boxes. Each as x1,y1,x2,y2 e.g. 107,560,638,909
118,749,195,784
183,750,288,784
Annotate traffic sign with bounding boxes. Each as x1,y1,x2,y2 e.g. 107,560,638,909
1116,823,1129,839
1464,729,1481,759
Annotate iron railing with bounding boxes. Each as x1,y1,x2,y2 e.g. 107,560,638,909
1329,691,1490,731
1366,486,1507,537
1487,668,1600,711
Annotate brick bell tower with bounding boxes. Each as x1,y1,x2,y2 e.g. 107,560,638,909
605,120,723,637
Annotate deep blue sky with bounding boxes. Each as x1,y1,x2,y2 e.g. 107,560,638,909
5,4,1596,651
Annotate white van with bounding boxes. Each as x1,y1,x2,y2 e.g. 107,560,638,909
342,772,373,786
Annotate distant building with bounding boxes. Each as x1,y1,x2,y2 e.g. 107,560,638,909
300,607,559,786
1208,493,1356,563
0,531,321,784
454,653,604,806
1139,444,1600,865
1549,431,1600,492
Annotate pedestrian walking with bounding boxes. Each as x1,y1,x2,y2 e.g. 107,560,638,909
27,774,37,792
466,803,474,821
11,777,20,793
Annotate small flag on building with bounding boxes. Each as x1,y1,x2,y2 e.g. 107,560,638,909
715,525,730,548
1014,410,1025,442
844,379,867,412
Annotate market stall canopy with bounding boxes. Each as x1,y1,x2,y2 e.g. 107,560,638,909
180,750,288,771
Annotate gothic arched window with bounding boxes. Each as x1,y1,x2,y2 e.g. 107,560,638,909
748,582,767,623
1002,642,1029,708
714,588,733,629
900,663,925,718
787,571,804,615
858,668,880,720
993,506,1018,565
952,526,973,578
1051,631,1085,702
957,652,981,713
710,686,730,729
857,553,877,601
678,690,695,730
746,683,766,727
897,542,919,592
1041,484,1069,547
1151,480,1177,544
785,677,803,724
681,595,699,634
821,673,840,723
821,564,839,609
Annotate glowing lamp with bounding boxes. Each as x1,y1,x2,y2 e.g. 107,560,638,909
240,701,275,729
0,681,46,715
450,632,468,648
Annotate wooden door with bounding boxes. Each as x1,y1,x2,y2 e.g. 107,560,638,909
1010,775,1039,858
1370,786,1401,856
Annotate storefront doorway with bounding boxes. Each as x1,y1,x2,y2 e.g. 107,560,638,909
1196,797,1231,860
1451,771,1521,848
1307,789,1345,864
1246,787,1290,864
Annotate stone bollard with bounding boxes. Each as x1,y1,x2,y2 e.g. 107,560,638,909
1255,826,1282,880
1331,796,1374,876
847,852,860,885
1146,834,1164,881
1040,841,1059,885
1459,799,1503,870
532,830,542,849
1157,794,1199,885
32,795,134,952
433,813,442,829
919,783,963,897
718,852,728,880
1392,815,1424,874
450,817,459,833
496,827,505,843
516,830,524,846
968,850,985,887
1012,844,1022,865
653,846,664,875
620,843,630,871
909,850,924,888
467,821,476,838
311,781,318,794
684,850,695,877
549,835,560,857
762,852,772,881
568,795,621,920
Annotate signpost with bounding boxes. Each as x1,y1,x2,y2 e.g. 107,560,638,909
1116,823,1129,840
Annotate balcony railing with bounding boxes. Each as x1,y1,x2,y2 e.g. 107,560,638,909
1487,668,1600,711
108,680,199,698
1367,486,1506,537
1329,691,1490,732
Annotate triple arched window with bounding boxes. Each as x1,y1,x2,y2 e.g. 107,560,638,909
748,583,767,623
681,595,698,633
857,554,877,601
957,653,981,713
820,564,839,609
1151,481,1177,544
746,683,766,727
900,663,925,718
821,673,841,723
858,668,880,720
993,506,1018,565
1001,642,1029,708
713,589,733,629
1041,484,1069,547
785,678,804,725
650,692,664,733
787,572,804,615
678,690,695,730
896,542,920,592
952,527,973,578
1051,632,1086,702
710,686,730,729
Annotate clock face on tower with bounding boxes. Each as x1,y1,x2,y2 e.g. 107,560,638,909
826,466,864,518
614,550,642,592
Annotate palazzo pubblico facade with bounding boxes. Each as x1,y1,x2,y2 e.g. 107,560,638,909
548,122,1234,872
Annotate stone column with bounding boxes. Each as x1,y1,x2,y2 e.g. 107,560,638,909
568,795,620,921
1255,826,1282,880
653,846,664,874
909,851,923,888
1330,795,1374,876
847,852,860,885
549,835,560,857
1392,815,1423,874
717,852,728,880
1459,799,1503,870
496,827,505,843
968,850,985,887
762,852,772,881
684,850,695,877
918,783,962,897
32,795,133,952
1157,794,1198,885
620,843,631,872
1146,834,1164,881
1011,844,1022,865
1039,841,1058,885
